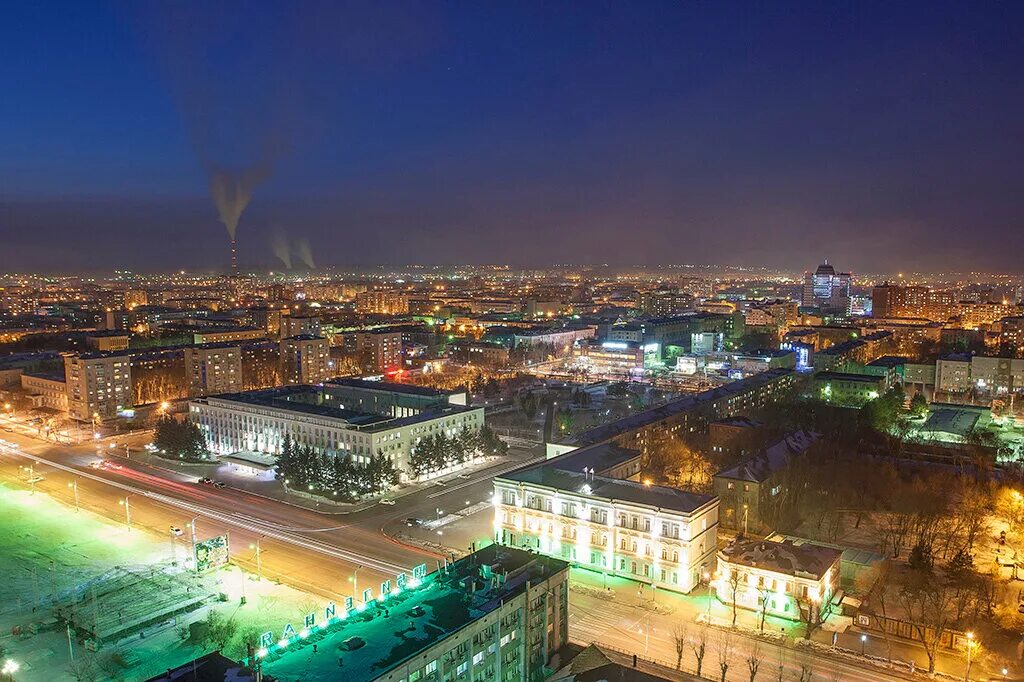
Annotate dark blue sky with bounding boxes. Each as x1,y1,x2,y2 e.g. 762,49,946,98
2,1,1022,273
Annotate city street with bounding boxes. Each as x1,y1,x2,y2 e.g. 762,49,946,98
0,427,539,604
0,426,1007,681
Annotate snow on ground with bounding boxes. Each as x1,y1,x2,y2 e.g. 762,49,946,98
0,483,346,681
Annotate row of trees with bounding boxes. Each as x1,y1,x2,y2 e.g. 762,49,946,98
407,425,507,478
153,416,211,461
275,434,398,501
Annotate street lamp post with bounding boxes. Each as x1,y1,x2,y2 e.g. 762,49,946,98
68,479,79,512
249,539,263,581
353,565,362,604
860,633,867,655
119,496,131,531
965,631,975,682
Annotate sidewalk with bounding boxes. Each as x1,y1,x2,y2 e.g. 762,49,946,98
565,567,1011,681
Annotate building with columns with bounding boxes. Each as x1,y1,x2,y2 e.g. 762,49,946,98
493,443,718,594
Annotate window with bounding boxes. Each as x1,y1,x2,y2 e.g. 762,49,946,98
473,652,484,665
456,661,468,675
426,660,437,674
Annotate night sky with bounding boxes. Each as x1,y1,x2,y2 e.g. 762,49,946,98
2,1,1023,274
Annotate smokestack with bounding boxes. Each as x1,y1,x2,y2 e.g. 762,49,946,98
231,236,237,274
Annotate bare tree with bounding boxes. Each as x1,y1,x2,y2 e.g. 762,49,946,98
672,624,687,671
716,632,734,682
757,584,771,631
727,569,742,627
896,572,956,674
690,623,709,679
746,641,763,681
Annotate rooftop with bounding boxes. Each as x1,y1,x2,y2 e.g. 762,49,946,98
920,404,989,438
502,466,714,515
200,386,476,432
867,355,910,368
715,431,818,483
326,377,456,398
817,331,892,356
719,538,841,580
571,368,794,446
263,545,568,682
812,371,885,384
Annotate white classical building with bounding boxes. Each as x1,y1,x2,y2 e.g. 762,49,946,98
714,538,841,623
190,380,483,479
493,443,718,594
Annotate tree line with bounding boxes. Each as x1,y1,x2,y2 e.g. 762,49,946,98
153,416,211,462
274,434,398,502
408,425,507,478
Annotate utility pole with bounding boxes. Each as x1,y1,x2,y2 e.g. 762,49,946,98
66,623,75,663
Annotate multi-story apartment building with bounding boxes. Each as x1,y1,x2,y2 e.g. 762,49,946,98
872,283,1022,327
936,353,1024,396
713,431,818,533
191,326,266,345
190,382,484,478
248,307,283,337
714,538,841,624
999,316,1024,357
353,328,403,372
241,340,281,390
810,331,894,372
281,315,321,339
279,335,330,385
567,368,796,456
261,545,569,682
494,443,718,594
355,290,409,315
635,290,695,317
183,344,242,397
63,351,132,421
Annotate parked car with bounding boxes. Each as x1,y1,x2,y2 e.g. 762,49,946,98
197,477,213,484
405,518,422,527
169,526,183,536
457,473,472,479
213,481,227,489
379,498,396,506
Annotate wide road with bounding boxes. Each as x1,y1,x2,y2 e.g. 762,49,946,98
0,426,507,602
569,588,920,682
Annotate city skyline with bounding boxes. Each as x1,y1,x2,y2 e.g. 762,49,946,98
3,2,1024,273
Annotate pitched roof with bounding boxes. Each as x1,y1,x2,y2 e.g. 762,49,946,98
720,538,841,580
715,431,818,483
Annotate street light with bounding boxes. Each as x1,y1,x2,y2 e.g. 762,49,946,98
118,496,131,531
965,631,975,682
860,633,867,655
68,479,79,512
249,538,263,581
2,659,19,675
